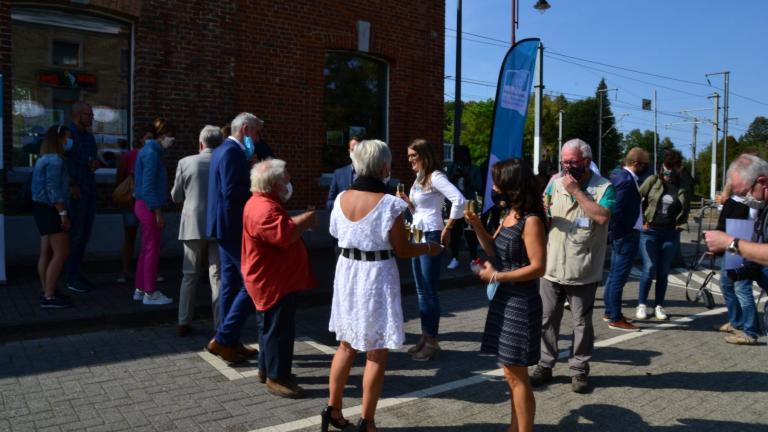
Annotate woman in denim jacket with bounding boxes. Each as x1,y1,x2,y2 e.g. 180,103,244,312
31,125,72,308
133,118,176,305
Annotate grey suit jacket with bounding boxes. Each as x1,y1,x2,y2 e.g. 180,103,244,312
171,148,214,241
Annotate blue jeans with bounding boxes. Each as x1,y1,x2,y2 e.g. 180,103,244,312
66,195,96,283
411,230,443,338
215,236,257,346
603,231,640,322
638,228,680,307
720,260,759,339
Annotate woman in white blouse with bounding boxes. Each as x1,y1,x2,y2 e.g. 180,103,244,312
398,139,466,361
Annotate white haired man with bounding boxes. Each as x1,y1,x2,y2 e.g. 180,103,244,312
242,159,317,398
206,113,264,363
532,138,615,394
704,153,768,345
171,125,223,337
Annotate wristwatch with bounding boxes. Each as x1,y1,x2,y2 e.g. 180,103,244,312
726,238,740,255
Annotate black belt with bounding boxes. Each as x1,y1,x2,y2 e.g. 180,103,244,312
340,248,394,261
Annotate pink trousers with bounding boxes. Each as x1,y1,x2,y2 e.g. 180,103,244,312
134,199,162,294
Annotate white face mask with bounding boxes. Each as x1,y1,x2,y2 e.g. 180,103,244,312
279,182,293,202
743,191,766,210
382,175,391,185
160,136,175,149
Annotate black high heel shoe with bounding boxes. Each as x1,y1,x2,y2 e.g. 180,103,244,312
357,418,375,432
320,406,350,431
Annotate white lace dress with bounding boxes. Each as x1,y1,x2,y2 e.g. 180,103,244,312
329,192,409,351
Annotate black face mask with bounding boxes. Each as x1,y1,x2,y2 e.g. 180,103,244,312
636,164,650,178
491,190,511,208
565,164,586,180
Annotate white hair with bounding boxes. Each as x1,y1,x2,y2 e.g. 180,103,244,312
231,112,264,136
350,139,391,178
728,154,768,185
198,125,223,148
561,138,593,160
250,159,287,193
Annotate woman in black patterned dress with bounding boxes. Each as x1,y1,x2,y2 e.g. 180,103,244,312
465,158,546,432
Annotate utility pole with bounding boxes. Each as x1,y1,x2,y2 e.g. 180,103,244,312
710,92,719,200
596,87,617,172
722,72,729,188
691,121,698,176
558,109,563,172
653,90,658,173
511,0,518,45
453,0,462,151
533,42,544,174
706,71,730,188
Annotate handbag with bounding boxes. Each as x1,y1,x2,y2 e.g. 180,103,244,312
112,175,134,206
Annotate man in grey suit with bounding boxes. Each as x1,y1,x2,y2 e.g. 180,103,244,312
171,125,223,337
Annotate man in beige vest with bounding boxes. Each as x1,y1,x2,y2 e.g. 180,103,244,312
531,139,615,394
171,125,223,337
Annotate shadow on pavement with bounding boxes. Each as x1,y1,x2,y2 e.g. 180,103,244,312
590,371,768,392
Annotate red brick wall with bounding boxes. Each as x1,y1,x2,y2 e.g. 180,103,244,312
3,0,445,211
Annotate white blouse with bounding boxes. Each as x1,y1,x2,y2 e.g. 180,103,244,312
409,170,466,232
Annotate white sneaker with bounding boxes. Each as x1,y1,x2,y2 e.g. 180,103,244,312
143,291,173,305
635,304,648,320
654,305,669,320
447,258,459,270
132,289,144,301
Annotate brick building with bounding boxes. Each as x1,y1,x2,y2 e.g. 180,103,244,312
0,0,445,262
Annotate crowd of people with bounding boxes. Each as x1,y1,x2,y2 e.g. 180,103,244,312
29,102,768,432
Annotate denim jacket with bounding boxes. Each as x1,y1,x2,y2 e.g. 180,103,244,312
31,154,70,206
133,139,168,210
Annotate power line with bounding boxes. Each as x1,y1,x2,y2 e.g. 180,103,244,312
447,27,768,107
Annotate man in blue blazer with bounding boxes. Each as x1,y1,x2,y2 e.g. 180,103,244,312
205,112,264,363
604,147,650,331
326,136,360,211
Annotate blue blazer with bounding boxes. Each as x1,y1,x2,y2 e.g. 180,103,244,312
206,138,251,241
608,168,642,241
326,164,354,210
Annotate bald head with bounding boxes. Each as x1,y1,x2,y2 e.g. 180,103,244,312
71,101,93,130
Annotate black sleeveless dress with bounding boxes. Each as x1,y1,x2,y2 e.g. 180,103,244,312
480,215,543,366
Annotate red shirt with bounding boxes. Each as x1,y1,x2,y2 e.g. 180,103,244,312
241,192,315,311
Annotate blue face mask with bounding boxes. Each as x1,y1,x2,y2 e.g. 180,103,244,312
243,136,255,160
64,138,74,152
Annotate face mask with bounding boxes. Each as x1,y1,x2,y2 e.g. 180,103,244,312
160,137,175,149
383,172,391,185
635,163,649,178
565,164,586,180
663,169,680,185
64,138,74,152
243,136,255,160
743,188,766,210
279,181,293,202
491,190,510,208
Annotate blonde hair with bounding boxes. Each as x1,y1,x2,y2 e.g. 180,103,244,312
250,159,287,193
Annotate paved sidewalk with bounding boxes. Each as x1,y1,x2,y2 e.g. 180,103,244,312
1,267,765,431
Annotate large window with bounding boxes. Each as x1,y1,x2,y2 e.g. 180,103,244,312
323,52,388,172
11,7,131,169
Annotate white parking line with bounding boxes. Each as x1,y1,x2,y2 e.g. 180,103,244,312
198,337,338,381
248,306,733,432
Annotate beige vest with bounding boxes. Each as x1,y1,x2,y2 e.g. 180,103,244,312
544,174,611,285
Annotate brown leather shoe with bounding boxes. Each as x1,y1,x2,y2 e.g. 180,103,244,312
258,369,297,384
236,343,259,358
176,324,191,337
266,377,305,399
206,339,246,364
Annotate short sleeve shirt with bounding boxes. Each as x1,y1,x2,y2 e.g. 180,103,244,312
544,175,615,212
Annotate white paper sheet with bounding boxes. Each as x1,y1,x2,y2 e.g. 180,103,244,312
724,219,754,270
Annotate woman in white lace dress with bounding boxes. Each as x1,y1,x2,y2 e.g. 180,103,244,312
322,140,442,432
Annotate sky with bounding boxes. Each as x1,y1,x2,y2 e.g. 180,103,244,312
444,0,768,159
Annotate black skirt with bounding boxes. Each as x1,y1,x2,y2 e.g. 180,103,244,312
33,202,64,236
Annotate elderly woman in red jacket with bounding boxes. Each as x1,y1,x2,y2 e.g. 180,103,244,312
242,158,317,399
